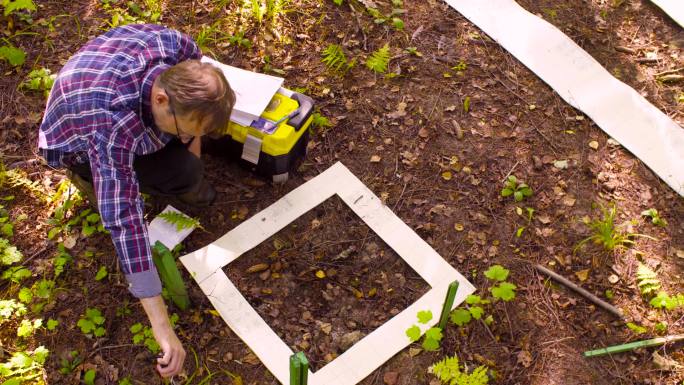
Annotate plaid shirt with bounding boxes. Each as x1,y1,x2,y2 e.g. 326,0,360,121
38,24,201,298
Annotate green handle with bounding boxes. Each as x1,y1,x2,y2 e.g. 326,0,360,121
152,241,190,311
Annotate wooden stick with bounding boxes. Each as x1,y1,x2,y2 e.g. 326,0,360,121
534,264,624,319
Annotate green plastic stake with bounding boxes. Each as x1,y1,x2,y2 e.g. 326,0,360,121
297,352,309,384
439,281,460,330
290,352,309,385
583,334,684,357
152,241,190,311
289,354,301,385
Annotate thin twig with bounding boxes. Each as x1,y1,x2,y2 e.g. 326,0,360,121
534,264,624,319
501,161,520,183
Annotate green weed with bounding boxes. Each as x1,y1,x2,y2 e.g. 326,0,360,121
575,204,654,253
406,310,443,351
501,175,532,202
366,44,390,73
0,346,49,385
429,355,489,385
641,208,667,227
321,44,355,74
77,308,106,337
20,67,55,97
58,350,82,375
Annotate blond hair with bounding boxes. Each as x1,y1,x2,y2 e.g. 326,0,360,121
157,60,235,134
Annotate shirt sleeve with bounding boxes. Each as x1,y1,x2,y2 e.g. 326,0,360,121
89,110,161,299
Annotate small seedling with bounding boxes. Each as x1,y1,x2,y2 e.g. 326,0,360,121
321,44,355,74
0,346,49,385
450,294,487,326
311,112,332,131
501,175,532,202
366,44,390,74
429,355,489,385
130,313,178,354
17,318,42,338
83,368,96,385
95,265,108,281
626,322,647,335
0,299,27,321
636,263,661,298
20,67,55,97
575,204,653,252
59,350,82,375
405,47,422,57
406,310,443,351
641,208,667,227
77,308,106,337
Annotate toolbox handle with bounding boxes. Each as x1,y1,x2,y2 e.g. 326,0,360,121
288,93,315,131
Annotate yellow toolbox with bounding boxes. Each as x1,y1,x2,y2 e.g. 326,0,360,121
207,88,314,182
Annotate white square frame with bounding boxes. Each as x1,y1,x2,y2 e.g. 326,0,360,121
180,162,475,385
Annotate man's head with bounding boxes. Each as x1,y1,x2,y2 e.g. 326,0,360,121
151,60,235,142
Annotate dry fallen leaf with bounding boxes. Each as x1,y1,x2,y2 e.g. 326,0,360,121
418,127,429,138
588,140,599,150
315,270,326,279
575,269,590,282
319,322,332,335
517,350,533,368
246,263,270,274
454,223,464,232
370,155,382,163
441,171,452,180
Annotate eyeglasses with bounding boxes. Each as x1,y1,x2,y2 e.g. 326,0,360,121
169,106,194,143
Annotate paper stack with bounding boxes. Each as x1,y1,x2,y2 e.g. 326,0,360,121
201,56,285,126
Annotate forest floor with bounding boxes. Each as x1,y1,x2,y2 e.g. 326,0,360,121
0,0,683,384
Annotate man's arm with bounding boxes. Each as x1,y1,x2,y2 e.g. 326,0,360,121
89,111,185,378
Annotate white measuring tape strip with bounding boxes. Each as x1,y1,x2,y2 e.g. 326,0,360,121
650,0,684,28
444,0,684,196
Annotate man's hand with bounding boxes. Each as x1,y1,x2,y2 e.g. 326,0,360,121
188,136,201,158
140,295,186,378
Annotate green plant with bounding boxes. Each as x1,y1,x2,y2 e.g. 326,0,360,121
575,204,654,252
0,43,26,66
130,313,178,354
101,0,162,27
366,44,390,73
0,237,22,266
463,96,471,113
501,175,532,202
83,368,96,385
429,355,489,385
406,310,443,351
77,308,106,337
250,0,264,22
0,168,47,200
118,377,133,385
0,203,13,237
17,318,42,338
53,244,72,278
227,31,251,49
95,265,108,281
59,350,81,375
637,263,661,298
484,265,517,301
46,318,59,331
0,346,49,385
0,299,27,321
332,0,342,5
452,60,467,72
311,112,332,131
405,47,422,57
2,0,36,16
450,294,488,326
626,322,646,335
641,208,667,227
321,44,355,74
158,211,203,232
20,67,55,97
649,291,684,311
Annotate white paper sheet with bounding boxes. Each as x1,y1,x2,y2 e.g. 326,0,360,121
444,0,684,196
651,0,684,28
181,162,475,385
147,205,195,250
202,56,284,124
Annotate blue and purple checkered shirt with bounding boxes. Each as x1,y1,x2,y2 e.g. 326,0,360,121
39,24,201,298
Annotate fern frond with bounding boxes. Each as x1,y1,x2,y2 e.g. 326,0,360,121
322,44,352,73
365,44,390,73
429,355,489,385
636,263,661,297
157,211,203,232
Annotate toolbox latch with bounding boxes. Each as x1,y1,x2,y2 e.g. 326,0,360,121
242,134,262,165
